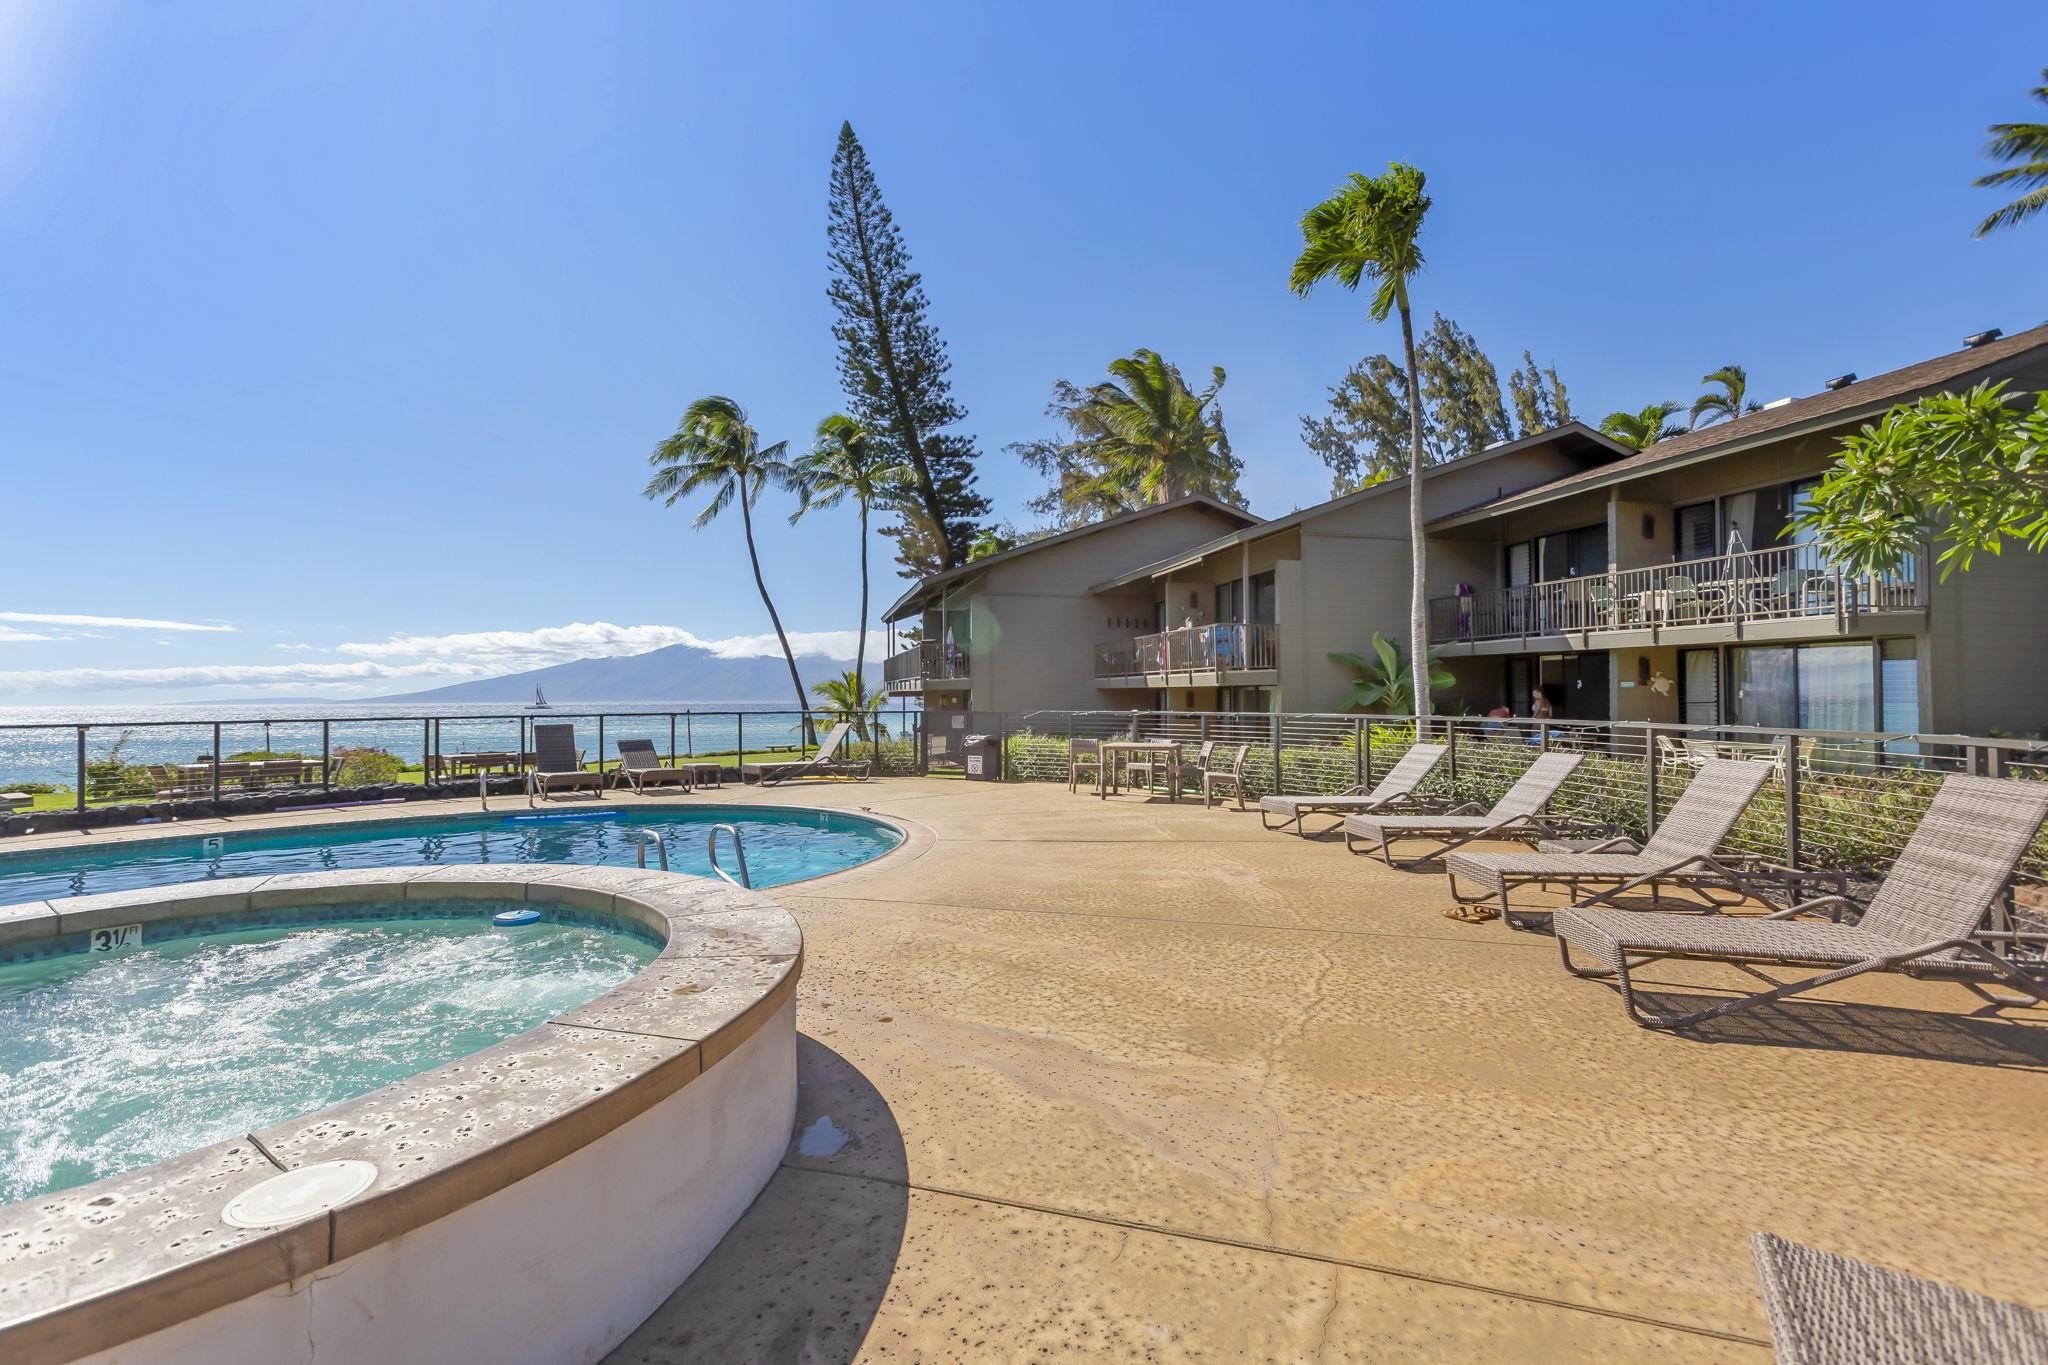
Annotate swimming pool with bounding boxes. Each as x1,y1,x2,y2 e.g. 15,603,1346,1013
0,903,659,1203
0,805,901,906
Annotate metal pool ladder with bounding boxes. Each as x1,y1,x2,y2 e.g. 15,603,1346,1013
708,823,752,888
632,830,669,872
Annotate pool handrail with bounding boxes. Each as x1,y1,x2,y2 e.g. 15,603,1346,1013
708,823,751,888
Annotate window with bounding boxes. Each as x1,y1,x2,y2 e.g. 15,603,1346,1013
1679,648,1720,725
1880,639,1920,754
1729,641,1883,732
1730,646,1797,728
1675,503,1716,561
1213,570,1276,625
1506,542,1533,588
1506,523,1607,584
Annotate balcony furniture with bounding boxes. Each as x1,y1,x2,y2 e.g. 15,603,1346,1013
1444,759,1780,927
1257,744,1449,837
1179,742,1249,809
1586,580,1636,627
1341,752,1596,867
1068,738,1102,793
1097,740,1182,800
1554,773,2048,1029
742,721,872,785
528,724,605,802
610,739,693,794
1654,735,1697,772
1748,1231,2048,1365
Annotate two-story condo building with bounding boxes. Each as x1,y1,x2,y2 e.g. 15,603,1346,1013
883,322,2048,736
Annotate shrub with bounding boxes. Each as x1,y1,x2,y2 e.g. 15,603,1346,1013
332,747,405,785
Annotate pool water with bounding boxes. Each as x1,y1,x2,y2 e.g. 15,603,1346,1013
0,805,900,907
0,905,658,1203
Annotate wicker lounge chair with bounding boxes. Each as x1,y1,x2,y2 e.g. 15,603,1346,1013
1258,744,1450,837
1751,1231,2048,1365
1443,758,1781,926
610,738,693,794
1553,773,2048,1029
1340,752,1596,866
526,723,604,802
741,720,872,785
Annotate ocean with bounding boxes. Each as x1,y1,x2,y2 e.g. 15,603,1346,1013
0,701,920,788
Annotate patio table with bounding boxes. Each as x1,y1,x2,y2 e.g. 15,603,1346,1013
1097,740,1181,800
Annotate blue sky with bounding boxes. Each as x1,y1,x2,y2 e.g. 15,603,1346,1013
3,0,2044,702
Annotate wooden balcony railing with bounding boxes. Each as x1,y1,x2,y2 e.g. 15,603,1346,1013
1428,542,1925,645
883,642,970,690
1095,623,1279,678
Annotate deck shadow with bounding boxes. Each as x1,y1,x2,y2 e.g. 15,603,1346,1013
604,1036,910,1363
1628,989,2048,1069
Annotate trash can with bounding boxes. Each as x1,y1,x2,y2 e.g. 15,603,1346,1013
961,733,999,781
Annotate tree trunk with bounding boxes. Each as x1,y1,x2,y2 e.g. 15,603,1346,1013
1398,298,1430,722
854,501,870,699
739,485,810,731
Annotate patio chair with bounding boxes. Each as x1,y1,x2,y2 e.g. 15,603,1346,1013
1749,1231,2048,1365
1442,758,1780,926
741,720,872,785
1553,773,2048,1029
610,738,693,794
1586,579,1635,627
527,723,604,802
1179,742,1249,809
1340,752,1597,866
1258,743,1450,837
1664,574,1711,622
1068,737,1102,793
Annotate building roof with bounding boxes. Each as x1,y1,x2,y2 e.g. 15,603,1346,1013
1086,421,1629,594
880,493,1260,622
1428,321,2048,528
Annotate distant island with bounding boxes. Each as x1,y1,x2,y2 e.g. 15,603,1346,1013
374,640,854,704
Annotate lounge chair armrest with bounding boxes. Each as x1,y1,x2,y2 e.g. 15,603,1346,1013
1577,834,1641,854
1762,894,1860,922
1444,800,1487,816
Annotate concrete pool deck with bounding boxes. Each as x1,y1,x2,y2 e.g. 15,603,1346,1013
10,778,2047,1359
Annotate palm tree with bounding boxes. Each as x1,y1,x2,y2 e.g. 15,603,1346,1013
811,669,889,741
1600,401,1686,450
1973,68,2048,237
643,396,808,719
1689,365,1761,429
791,414,909,699
1291,163,1434,717
1065,350,1236,507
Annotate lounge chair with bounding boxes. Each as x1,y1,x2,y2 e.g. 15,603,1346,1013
1751,1231,2048,1365
1258,744,1450,837
1553,773,2048,1029
1443,758,1780,926
610,739,693,794
741,720,872,785
526,723,604,802
1340,751,1596,866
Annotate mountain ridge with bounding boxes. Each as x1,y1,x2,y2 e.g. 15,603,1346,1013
374,640,855,704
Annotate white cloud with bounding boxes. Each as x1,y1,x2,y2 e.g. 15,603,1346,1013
0,611,235,633
335,621,856,672
0,627,55,642
0,660,473,694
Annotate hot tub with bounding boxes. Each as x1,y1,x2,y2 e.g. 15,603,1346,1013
0,864,802,1364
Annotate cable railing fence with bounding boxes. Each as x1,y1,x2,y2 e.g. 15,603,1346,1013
1010,709,2048,889
0,706,924,828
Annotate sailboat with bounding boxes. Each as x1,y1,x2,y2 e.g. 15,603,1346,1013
525,686,553,711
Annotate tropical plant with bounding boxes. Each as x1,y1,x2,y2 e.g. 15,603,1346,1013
1328,633,1454,714
810,669,890,740
1599,401,1686,450
966,526,1017,560
331,747,404,786
1012,348,1242,521
1689,364,1761,429
1973,67,2048,237
643,396,809,717
1791,381,2048,580
1291,162,1436,717
827,122,989,574
792,414,909,697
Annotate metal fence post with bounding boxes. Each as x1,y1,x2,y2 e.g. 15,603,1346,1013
1446,719,1459,789
322,720,332,790
1271,712,1283,792
1784,737,1802,867
74,727,86,813
597,715,605,781
212,723,222,805
421,720,431,785
1363,717,1374,789
685,712,694,758
736,712,745,772
670,714,678,765
1644,723,1660,840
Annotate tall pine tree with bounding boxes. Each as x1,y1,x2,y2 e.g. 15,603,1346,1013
827,122,988,575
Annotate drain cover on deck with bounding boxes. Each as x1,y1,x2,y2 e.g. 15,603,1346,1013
222,1159,379,1228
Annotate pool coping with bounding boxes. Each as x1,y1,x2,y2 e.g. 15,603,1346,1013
0,865,804,1364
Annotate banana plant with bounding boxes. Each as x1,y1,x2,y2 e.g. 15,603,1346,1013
1329,633,1454,714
